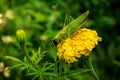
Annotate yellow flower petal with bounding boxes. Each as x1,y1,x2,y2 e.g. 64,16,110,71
57,28,102,63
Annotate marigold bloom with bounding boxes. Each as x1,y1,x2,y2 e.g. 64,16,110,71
57,28,102,63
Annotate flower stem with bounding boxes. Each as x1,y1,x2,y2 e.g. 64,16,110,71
63,62,67,76
20,43,31,61
88,57,100,80
54,59,59,80
58,59,65,80
59,59,63,77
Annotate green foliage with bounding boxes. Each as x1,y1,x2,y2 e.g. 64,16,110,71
30,47,46,64
113,61,120,67
0,0,120,80
5,47,55,80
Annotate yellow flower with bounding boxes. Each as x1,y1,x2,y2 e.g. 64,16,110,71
57,28,102,63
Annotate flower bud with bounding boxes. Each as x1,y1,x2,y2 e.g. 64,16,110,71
0,62,4,72
1,35,13,44
16,29,26,44
3,67,10,78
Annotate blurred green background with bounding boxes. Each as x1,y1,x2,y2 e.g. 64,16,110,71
0,0,120,80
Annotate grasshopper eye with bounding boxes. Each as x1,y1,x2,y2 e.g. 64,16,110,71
52,40,58,47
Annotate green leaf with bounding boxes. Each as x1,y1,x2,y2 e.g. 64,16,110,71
66,68,90,76
27,72,38,76
42,64,54,72
41,63,53,72
38,47,41,55
42,72,57,77
4,56,22,62
32,73,41,80
18,65,28,74
30,47,46,64
113,61,120,66
10,62,24,69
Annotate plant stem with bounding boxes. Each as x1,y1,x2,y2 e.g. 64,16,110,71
58,59,65,80
89,57,100,80
55,59,59,80
63,62,67,76
20,43,31,61
59,59,62,77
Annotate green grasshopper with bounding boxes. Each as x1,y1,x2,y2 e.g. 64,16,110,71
53,11,90,44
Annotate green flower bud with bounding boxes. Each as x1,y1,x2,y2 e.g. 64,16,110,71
16,29,26,44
